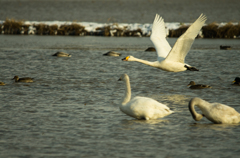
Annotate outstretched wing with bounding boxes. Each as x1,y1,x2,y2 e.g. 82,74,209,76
165,14,207,63
150,14,172,61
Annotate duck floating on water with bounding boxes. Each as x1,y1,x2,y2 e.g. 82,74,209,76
145,47,156,52
232,77,240,85
220,45,231,50
52,52,71,57
103,51,121,56
0,82,5,86
187,81,212,89
12,76,34,83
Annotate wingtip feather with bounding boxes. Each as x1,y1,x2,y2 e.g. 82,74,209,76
153,14,164,25
198,13,207,22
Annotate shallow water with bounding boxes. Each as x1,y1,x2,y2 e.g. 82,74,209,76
0,35,240,157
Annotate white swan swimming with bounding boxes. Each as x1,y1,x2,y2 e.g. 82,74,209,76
189,97,240,124
118,74,173,120
122,14,207,72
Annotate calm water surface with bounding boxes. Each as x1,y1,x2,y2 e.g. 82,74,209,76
0,0,239,23
0,35,240,157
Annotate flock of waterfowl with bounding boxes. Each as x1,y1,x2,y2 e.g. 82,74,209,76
119,14,240,124
1,14,239,124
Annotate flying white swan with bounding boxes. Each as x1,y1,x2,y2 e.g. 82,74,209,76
189,97,240,124
122,14,207,72
118,74,173,120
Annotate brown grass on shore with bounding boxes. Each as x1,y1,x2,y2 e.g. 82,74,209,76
34,23,49,35
57,23,86,36
113,25,128,36
124,28,143,37
57,24,70,35
70,23,86,35
168,22,240,39
0,24,3,33
22,24,30,34
0,18,239,38
3,18,24,34
217,22,240,38
95,26,111,36
202,22,218,38
49,24,58,35
217,22,233,38
226,23,240,38
202,22,240,38
168,25,189,37
95,24,143,37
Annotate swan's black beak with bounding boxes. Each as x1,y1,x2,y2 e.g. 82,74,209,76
118,78,122,81
122,56,129,61
122,57,127,61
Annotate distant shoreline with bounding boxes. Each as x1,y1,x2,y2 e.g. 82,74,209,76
0,19,239,39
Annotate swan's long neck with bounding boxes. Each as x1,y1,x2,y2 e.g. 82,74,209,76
131,57,158,67
188,97,205,121
122,76,131,105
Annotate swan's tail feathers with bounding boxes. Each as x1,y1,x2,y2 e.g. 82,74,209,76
184,65,199,71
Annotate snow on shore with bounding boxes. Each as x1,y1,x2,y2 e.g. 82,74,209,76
0,20,239,38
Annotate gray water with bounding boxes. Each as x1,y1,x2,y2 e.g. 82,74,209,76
0,0,240,23
0,35,240,158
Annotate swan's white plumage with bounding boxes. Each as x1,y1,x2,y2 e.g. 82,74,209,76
119,74,173,120
150,14,171,61
123,14,207,72
166,14,207,63
189,97,240,124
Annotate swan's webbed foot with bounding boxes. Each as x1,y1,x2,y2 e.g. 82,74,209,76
184,65,199,71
